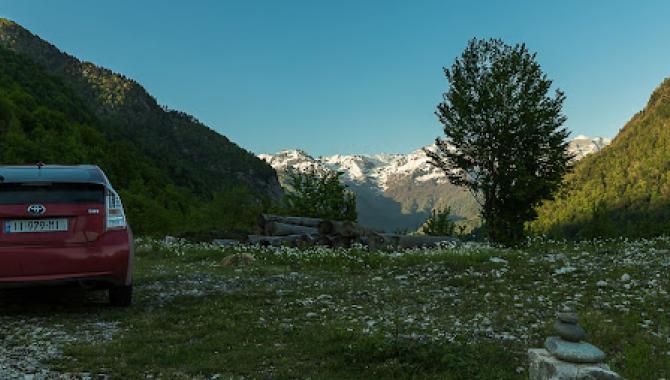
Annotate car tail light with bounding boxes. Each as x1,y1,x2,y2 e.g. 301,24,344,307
105,189,127,230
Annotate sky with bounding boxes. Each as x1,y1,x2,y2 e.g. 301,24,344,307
2,1,670,156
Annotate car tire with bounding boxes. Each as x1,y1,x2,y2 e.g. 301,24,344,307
109,284,132,307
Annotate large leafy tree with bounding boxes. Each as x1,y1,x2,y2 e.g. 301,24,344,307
281,169,357,222
426,38,572,245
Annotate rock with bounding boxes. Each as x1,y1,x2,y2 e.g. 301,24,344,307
489,257,508,264
529,348,622,380
596,280,608,287
557,312,579,324
554,320,586,342
316,294,333,301
305,312,318,318
544,336,606,363
266,275,285,284
220,253,255,267
620,273,631,282
555,266,577,275
212,239,239,247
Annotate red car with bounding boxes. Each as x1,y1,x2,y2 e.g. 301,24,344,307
0,165,133,306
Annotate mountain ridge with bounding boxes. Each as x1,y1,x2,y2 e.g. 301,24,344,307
0,19,281,237
0,18,281,199
532,77,670,238
261,136,609,231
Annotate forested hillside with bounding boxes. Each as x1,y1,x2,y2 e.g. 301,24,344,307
0,19,280,199
532,77,670,238
0,19,282,237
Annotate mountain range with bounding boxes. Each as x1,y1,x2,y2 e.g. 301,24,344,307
261,136,610,232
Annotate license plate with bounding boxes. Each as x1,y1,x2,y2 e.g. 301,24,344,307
4,219,69,233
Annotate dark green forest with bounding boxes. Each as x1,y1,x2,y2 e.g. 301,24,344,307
0,46,271,238
531,78,670,239
0,19,280,201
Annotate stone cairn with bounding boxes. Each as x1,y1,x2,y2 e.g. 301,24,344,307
528,312,623,380
545,312,605,363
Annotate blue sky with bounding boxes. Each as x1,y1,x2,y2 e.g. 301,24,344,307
2,1,669,156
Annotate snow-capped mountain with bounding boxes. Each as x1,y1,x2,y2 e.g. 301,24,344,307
567,135,611,160
260,136,609,231
258,149,329,175
262,147,449,189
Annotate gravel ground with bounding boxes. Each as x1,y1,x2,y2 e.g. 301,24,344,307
0,288,118,379
1,237,669,378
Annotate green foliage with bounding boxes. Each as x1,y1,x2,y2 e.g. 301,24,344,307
185,186,267,241
0,19,278,200
0,46,267,237
426,38,572,246
422,207,456,236
532,77,670,239
281,169,357,221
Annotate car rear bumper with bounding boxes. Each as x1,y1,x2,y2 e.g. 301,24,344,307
0,273,120,289
0,229,132,287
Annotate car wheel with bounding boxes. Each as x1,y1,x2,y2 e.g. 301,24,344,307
109,284,132,307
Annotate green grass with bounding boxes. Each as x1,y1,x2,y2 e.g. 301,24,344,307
2,237,668,379
58,293,521,379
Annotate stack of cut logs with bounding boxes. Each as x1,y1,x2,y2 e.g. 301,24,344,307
249,214,456,250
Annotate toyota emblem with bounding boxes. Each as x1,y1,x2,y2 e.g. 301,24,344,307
27,204,46,215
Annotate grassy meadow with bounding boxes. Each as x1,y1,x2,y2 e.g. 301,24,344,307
0,237,668,379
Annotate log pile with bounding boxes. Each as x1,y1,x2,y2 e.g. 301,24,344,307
250,214,456,249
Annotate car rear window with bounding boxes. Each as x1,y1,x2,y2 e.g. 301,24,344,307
0,183,105,205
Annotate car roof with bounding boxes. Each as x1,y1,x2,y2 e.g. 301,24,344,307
0,165,109,186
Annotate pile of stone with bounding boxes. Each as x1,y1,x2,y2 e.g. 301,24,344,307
249,214,321,247
545,312,605,363
249,213,455,249
528,312,622,379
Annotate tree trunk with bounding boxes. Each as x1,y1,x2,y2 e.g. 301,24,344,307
247,234,315,246
318,220,358,236
259,214,323,228
266,222,319,236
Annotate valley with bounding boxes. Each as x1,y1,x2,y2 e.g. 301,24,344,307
260,136,610,232
0,7,668,380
